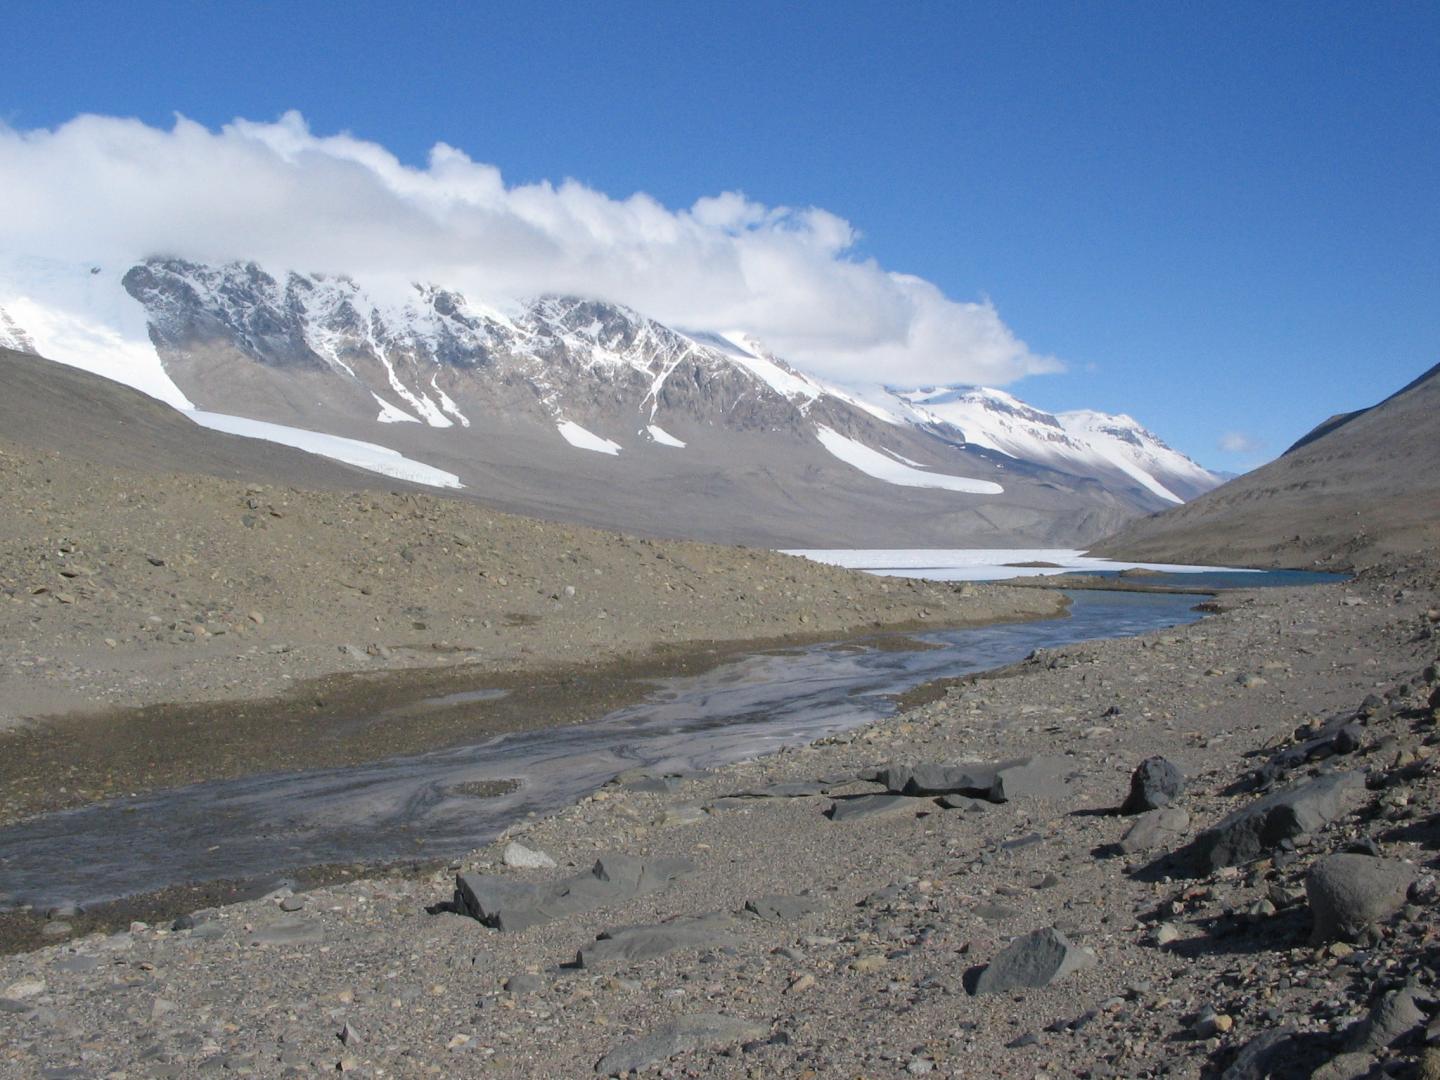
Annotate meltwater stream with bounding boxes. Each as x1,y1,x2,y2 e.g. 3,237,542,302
0,591,1205,910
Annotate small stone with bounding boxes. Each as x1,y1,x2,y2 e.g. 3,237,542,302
279,896,305,912
340,1022,362,1046
851,954,888,974
1,978,45,1000
502,841,558,870
1192,1009,1233,1038
1155,922,1181,946
786,974,816,994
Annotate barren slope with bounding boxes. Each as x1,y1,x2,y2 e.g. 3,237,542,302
1092,362,1440,568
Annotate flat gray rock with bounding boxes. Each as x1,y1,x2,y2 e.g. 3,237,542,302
1307,853,1415,942
971,927,1094,996
1192,771,1367,870
743,894,824,922
1119,807,1190,854
595,1013,767,1076
990,757,1071,802
576,914,739,970
455,853,696,931
825,794,917,821
936,793,987,811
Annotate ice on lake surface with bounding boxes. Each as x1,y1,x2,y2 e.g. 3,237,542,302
783,547,1253,581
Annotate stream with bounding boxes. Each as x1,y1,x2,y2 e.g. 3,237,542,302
0,590,1208,910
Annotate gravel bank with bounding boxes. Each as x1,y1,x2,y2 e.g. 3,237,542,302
3,558,1437,1078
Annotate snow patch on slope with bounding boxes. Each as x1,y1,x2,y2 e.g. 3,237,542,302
816,426,1003,494
646,424,686,448
557,420,621,455
0,261,196,409
188,411,463,488
372,393,420,424
1058,410,1216,504
429,375,471,427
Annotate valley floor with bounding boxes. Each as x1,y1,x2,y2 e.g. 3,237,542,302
1,556,1437,1078
0,436,1060,821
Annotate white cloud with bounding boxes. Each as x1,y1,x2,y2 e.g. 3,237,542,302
1218,431,1265,454
0,111,1059,388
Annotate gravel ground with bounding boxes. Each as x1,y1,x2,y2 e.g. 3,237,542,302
2,556,1437,1079
0,432,1055,734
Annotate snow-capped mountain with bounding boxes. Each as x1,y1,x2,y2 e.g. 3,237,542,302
0,257,1223,548
891,386,1219,504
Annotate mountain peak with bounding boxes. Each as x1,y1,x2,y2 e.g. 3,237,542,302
2,255,1224,546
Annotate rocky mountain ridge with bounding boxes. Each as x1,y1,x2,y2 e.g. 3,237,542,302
0,257,1223,548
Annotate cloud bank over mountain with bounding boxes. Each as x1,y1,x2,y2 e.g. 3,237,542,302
0,111,1058,389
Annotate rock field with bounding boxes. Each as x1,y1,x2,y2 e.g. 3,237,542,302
2,553,1438,1078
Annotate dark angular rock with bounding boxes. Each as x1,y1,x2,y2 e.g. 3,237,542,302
1121,756,1184,814
936,794,987,811
1190,771,1367,871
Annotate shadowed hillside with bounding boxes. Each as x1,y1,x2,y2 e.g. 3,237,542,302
1091,361,1440,568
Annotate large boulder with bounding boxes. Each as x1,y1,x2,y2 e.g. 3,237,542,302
1307,853,1416,942
971,927,1094,996
1190,771,1367,871
1121,756,1185,814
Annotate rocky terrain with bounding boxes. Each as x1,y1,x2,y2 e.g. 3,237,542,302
1094,362,1440,570
2,552,1437,1078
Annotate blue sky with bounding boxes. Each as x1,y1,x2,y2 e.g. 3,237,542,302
6,0,1438,470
